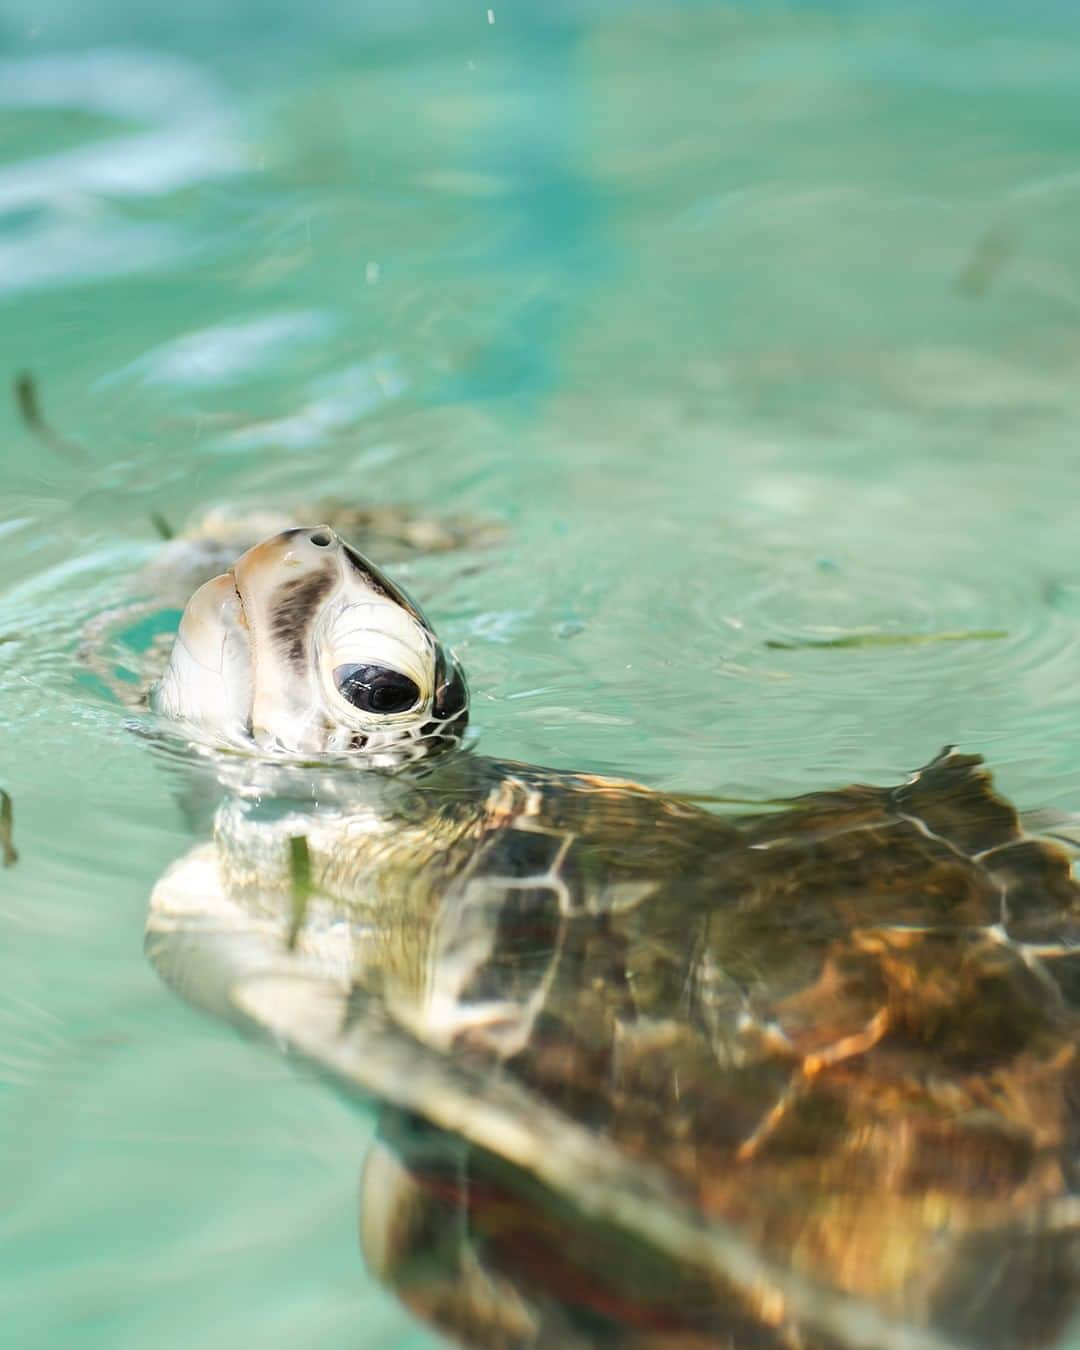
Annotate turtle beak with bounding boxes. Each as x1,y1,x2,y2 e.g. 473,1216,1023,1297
229,526,345,752
152,571,253,742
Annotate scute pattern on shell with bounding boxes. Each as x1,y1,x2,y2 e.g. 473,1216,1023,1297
149,744,1079,1349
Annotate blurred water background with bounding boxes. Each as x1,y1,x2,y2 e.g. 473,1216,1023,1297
2,1,1080,1345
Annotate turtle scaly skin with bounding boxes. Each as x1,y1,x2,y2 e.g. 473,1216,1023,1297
146,528,1079,1350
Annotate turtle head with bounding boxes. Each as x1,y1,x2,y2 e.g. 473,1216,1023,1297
153,526,468,764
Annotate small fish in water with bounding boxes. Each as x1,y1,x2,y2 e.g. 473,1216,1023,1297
765,628,1008,650
954,221,1019,300
1,789,17,867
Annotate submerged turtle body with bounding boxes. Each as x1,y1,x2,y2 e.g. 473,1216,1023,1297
146,527,1079,1350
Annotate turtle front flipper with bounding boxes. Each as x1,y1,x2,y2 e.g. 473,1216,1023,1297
891,746,1025,854
361,1118,598,1350
896,748,1080,991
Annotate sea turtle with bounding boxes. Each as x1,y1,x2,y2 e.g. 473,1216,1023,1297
145,526,1079,1350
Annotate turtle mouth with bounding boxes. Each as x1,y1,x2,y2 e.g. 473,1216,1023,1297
231,574,248,633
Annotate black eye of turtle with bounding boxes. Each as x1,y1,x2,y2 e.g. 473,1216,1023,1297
333,663,420,715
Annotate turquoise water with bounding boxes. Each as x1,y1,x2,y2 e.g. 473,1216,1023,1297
2,2,1080,1345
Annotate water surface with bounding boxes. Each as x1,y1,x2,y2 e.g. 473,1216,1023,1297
2,3,1080,1345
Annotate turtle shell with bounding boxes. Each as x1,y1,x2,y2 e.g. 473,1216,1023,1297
147,748,1079,1349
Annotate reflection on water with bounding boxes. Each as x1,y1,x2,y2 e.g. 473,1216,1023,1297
0,49,241,296
2,2,1080,1346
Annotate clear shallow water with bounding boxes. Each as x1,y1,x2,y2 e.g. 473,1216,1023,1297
2,2,1080,1345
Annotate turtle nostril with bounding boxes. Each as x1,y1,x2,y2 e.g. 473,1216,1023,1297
309,530,332,548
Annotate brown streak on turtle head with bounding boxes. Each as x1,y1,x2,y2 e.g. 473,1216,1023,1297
270,569,335,668
229,526,347,750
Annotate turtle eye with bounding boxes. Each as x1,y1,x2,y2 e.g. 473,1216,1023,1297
333,663,421,715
